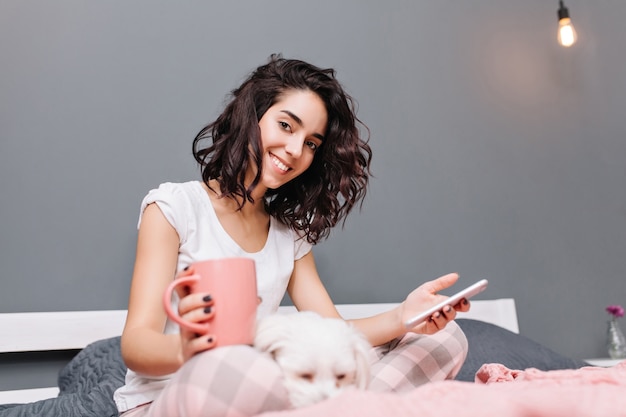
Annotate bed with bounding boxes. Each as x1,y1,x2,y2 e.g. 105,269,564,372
0,300,613,417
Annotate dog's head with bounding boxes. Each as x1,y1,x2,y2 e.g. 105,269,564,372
254,311,372,408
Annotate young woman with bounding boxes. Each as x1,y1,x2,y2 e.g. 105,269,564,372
114,55,469,417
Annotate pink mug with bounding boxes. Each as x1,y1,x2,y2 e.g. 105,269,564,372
163,257,258,347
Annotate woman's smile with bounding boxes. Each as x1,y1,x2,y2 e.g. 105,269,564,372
270,153,291,173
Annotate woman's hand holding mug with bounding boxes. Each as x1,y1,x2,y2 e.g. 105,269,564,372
163,258,258,361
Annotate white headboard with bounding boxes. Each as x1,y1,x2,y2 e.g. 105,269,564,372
0,298,518,354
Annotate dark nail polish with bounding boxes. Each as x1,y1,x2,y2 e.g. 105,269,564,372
202,295,212,302
204,306,212,314
207,337,214,343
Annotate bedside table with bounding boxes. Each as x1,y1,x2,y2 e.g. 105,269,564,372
585,358,624,367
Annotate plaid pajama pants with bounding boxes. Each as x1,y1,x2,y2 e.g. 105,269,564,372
121,321,467,417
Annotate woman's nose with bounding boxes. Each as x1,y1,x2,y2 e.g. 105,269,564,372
285,137,304,158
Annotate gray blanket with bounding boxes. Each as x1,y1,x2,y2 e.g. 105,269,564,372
0,337,125,417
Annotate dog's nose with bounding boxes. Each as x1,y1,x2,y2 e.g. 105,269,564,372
320,384,341,399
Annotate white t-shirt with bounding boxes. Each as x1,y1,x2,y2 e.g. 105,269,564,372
114,181,312,412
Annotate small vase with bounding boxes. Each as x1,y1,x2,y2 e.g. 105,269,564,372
606,318,626,359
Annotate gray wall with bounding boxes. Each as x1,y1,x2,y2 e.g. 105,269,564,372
2,0,625,388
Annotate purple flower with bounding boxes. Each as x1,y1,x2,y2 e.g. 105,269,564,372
606,305,625,318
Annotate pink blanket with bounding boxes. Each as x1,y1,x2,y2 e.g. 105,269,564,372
259,361,626,417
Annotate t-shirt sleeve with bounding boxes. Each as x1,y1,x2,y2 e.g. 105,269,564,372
137,182,190,244
293,231,313,260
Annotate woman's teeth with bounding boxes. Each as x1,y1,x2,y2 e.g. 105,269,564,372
271,155,289,172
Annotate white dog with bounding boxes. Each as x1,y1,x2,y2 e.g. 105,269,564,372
254,311,372,408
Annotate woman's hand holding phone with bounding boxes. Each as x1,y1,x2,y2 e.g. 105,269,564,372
404,278,488,330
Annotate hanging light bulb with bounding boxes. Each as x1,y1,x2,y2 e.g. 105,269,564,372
557,0,577,47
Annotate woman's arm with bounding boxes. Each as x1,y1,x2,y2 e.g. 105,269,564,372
287,252,468,346
120,203,183,376
287,251,341,319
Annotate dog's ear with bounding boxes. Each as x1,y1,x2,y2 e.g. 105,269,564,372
253,313,292,356
350,328,373,390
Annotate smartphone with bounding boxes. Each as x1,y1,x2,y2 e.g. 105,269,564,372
403,279,489,329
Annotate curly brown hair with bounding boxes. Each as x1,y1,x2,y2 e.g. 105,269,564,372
192,54,372,244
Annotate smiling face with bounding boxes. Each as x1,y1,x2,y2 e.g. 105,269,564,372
256,89,328,191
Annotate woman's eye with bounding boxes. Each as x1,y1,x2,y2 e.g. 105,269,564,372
305,140,318,151
279,121,291,131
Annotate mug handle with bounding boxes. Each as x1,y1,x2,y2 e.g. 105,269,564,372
162,275,211,334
